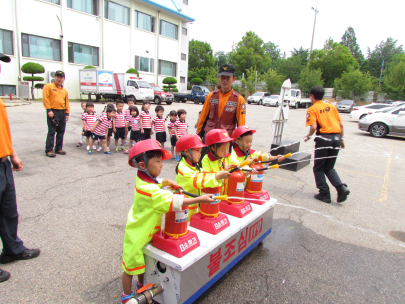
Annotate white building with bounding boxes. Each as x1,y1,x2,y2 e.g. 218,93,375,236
0,0,194,99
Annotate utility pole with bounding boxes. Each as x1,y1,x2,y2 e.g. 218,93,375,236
309,0,319,62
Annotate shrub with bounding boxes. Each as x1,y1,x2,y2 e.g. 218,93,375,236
187,85,192,90
162,77,177,91
84,65,96,69
34,83,46,89
21,62,45,99
126,68,139,76
190,77,203,85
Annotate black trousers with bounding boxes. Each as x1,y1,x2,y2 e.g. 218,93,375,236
46,110,66,153
0,159,25,255
313,133,343,195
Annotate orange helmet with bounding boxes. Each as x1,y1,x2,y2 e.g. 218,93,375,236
176,135,206,152
232,125,257,143
205,129,232,145
128,139,171,168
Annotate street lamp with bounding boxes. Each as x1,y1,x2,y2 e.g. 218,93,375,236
309,1,319,58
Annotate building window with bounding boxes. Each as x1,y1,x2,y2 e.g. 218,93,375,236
68,42,99,66
67,0,98,15
0,85,16,96
180,77,186,84
182,27,187,36
44,0,60,4
183,0,188,5
159,60,177,77
135,11,155,32
181,53,186,61
160,20,178,40
135,56,154,73
22,34,61,61
0,29,13,55
104,0,129,25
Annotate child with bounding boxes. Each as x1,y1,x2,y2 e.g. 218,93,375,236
81,102,98,151
76,102,87,147
167,110,178,159
175,135,231,220
124,98,135,143
113,100,127,152
202,129,241,195
124,106,140,154
101,104,113,152
121,139,214,303
174,109,188,161
139,101,152,140
231,125,284,163
88,104,116,155
151,105,166,148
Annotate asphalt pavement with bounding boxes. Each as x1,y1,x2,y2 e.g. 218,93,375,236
1,100,405,303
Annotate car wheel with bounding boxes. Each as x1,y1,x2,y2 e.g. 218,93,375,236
166,101,172,105
248,101,251,104
259,99,262,105
154,97,161,104
370,123,388,137
359,114,367,120
194,97,200,104
174,97,180,102
305,103,309,109
181,98,187,103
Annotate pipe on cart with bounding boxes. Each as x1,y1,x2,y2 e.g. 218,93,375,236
134,284,164,304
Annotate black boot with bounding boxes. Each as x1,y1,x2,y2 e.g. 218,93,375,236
0,268,10,283
337,184,350,203
314,193,331,204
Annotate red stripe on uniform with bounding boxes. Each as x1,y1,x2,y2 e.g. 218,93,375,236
136,187,152,197
122,261,145,272
193,173,199,189
178,169,184,176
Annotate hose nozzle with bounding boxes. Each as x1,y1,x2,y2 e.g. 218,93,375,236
270,164,279,169
284,153,292,158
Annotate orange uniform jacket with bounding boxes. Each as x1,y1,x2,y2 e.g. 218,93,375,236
42,83,70,115
0,98,14,158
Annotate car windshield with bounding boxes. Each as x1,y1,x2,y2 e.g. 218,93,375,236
338,100,353,105
382,104,405,113
252,92,263,96
203,88,210,93
153,86,163,92
138,81,151,88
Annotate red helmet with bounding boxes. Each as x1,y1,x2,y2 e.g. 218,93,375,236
232,125,257,143
176,135,206,152
128,139,171,167
205,129,232,145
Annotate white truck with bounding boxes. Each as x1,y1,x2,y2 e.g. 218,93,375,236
284,89,311,109
79,69,154,103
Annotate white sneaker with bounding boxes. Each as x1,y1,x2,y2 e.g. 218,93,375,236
92,145,97,150
86,146,90,151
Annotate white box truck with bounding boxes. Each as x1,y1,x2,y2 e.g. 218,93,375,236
79,69,154,103
285,89,311,109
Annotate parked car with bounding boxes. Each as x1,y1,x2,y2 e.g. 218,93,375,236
358,104,405,137
263,95,280,107
151,85,173,105
247,92,271,105
335,100,357,113
173,85,210,104
350,103,391,120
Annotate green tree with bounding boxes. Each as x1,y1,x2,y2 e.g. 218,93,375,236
214,51,229,69
382,54,405,100
206,68,219,87
298,68,324,95
340,26,364,64
162,77,177,92
291,47,309,66
188,39,215,71
264,41,281,62
228,31,271,77
309,38,357,87
277,56,303,83
21,62,45,99
188,67,208,81
126,68,139,76
190,77,203,85
262,68,285,94
334,67,373,100
240,66,261,95
366,37,404,78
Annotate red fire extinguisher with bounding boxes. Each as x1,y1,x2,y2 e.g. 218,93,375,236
199,186,221,218
246,163,264,193
226,170,246,203
164,203,189,239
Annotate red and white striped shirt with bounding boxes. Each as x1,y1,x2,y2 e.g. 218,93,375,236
175,120,188,137
140,110,151,129
124,108,132,122
114,111,126,128
167,119,178,136
82,112,98,131
129,116,140,131
94,116,112,136
81,111,86,120
153,116,166,133
101,112,113,128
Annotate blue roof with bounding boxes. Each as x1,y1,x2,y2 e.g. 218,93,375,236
140,0,195,22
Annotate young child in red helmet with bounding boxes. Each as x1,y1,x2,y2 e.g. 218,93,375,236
121,139,214,304
202,129,245,195
175,135,231,220
231,125,285,164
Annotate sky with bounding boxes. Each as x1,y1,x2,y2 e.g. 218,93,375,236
189,0,405,58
